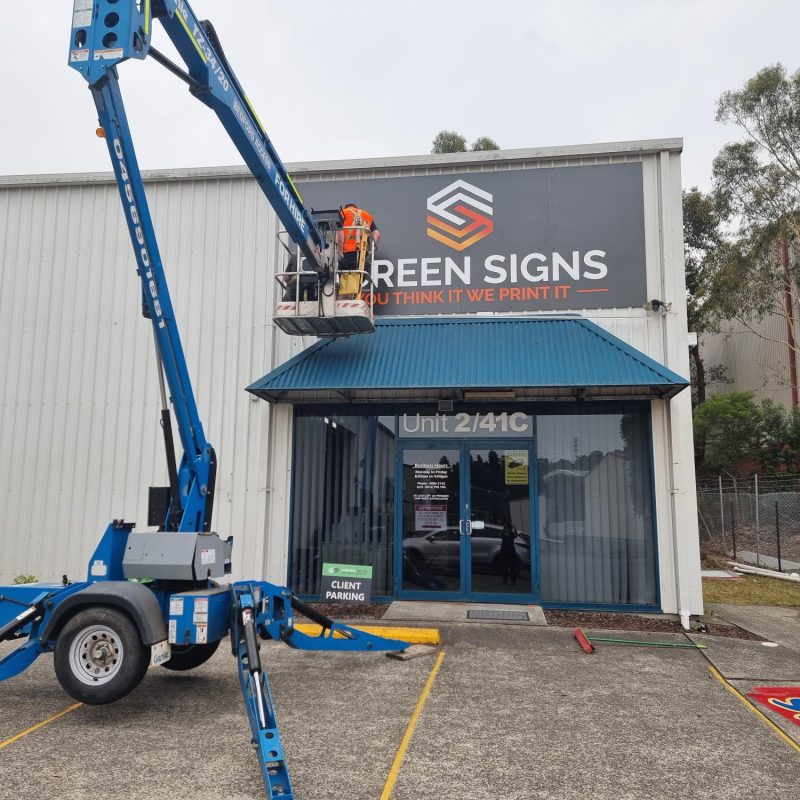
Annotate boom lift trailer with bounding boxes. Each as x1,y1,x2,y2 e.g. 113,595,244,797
0,3,403,797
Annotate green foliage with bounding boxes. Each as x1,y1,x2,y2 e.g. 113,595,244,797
470,136,500,151
693,392,762,473
697,64,800,362
756,399,800,472
431,130,467,154
11,574,38,584
683,188,728,406
714,64,800,242
705,233,785,325
694,392,800,474
683,188,724,334
431,131,500,154
712,63,800,295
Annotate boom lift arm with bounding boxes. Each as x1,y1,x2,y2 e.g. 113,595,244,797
71,0,329,271
0,5,405,799
70,0,337,531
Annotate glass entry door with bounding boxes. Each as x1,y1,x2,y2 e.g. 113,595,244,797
399,443,533,599
468,447,532,596
401,447,463,593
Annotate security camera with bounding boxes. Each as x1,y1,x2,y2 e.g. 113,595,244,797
644,299,671,313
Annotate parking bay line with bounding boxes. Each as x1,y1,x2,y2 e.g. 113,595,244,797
381,650,446,799
0,702,83,751
708,665,800,754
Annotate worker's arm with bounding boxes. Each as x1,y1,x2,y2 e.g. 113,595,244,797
371,225,381,249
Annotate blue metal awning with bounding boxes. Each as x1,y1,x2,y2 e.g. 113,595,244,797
247,317,689,403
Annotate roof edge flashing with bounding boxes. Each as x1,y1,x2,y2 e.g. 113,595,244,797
0,138,683,189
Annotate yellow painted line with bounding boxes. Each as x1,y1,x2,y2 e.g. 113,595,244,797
381,650,445,799
294,624,440,645
176,10,207,63
708,665,800,753
144,0,151,35
0,703,83,751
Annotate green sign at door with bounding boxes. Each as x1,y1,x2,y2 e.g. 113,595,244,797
320,563,373,603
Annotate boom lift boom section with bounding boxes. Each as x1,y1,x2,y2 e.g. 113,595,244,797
69,0,338,531
0,4,405,798
70,0,328,272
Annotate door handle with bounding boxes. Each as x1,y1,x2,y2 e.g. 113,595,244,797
460,519,471,536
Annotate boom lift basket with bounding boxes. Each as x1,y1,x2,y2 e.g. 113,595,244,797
274,223,376,337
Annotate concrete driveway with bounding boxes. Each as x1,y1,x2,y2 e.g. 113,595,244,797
2,617,800,800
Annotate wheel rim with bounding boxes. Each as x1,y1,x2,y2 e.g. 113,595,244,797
69,624,124,686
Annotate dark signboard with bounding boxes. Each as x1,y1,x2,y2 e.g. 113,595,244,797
295,163,646,315
320,562,372,604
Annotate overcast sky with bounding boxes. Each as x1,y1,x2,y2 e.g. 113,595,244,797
1,1,797,190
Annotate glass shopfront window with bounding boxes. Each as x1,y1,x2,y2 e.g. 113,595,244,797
290,404,658,608
537,407,657,606
290,414,396,597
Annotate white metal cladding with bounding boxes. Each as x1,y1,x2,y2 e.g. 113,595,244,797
702,310,800,409
0,173,308,583
0,140,701,618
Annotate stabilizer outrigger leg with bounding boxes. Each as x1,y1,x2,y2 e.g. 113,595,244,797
232,585,294,798
0,589,58,681
230,582,408,798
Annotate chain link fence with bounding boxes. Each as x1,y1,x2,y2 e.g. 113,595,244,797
697,475,800,571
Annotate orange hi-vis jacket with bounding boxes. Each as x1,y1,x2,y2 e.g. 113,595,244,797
341,206,375,253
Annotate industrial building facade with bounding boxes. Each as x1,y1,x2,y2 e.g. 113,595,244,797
0,140,702,621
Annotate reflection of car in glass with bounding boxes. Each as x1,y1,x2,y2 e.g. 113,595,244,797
403,524,530,574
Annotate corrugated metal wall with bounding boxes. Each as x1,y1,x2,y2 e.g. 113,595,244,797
0,173,306,582
0,142,700,617
702,310,800,408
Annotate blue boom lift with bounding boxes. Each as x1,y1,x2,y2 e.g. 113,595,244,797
0,2,402,797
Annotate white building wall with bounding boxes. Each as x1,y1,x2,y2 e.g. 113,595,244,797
701,310,800,409
0,141,701,617
0,172,307,583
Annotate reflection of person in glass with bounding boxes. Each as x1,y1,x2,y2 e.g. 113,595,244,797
499,523,519,585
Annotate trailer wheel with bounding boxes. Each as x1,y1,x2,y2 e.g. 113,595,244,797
161,639,221,671
54,607,149,705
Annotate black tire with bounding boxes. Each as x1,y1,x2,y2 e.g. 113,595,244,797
54,607,150,705
161,639,221,671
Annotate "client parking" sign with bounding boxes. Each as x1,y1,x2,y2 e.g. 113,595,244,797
320,563,373,604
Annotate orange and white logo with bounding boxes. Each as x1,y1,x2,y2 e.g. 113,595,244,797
426,179,494,251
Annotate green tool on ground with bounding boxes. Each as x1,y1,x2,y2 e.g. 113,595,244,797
587,637,707,649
